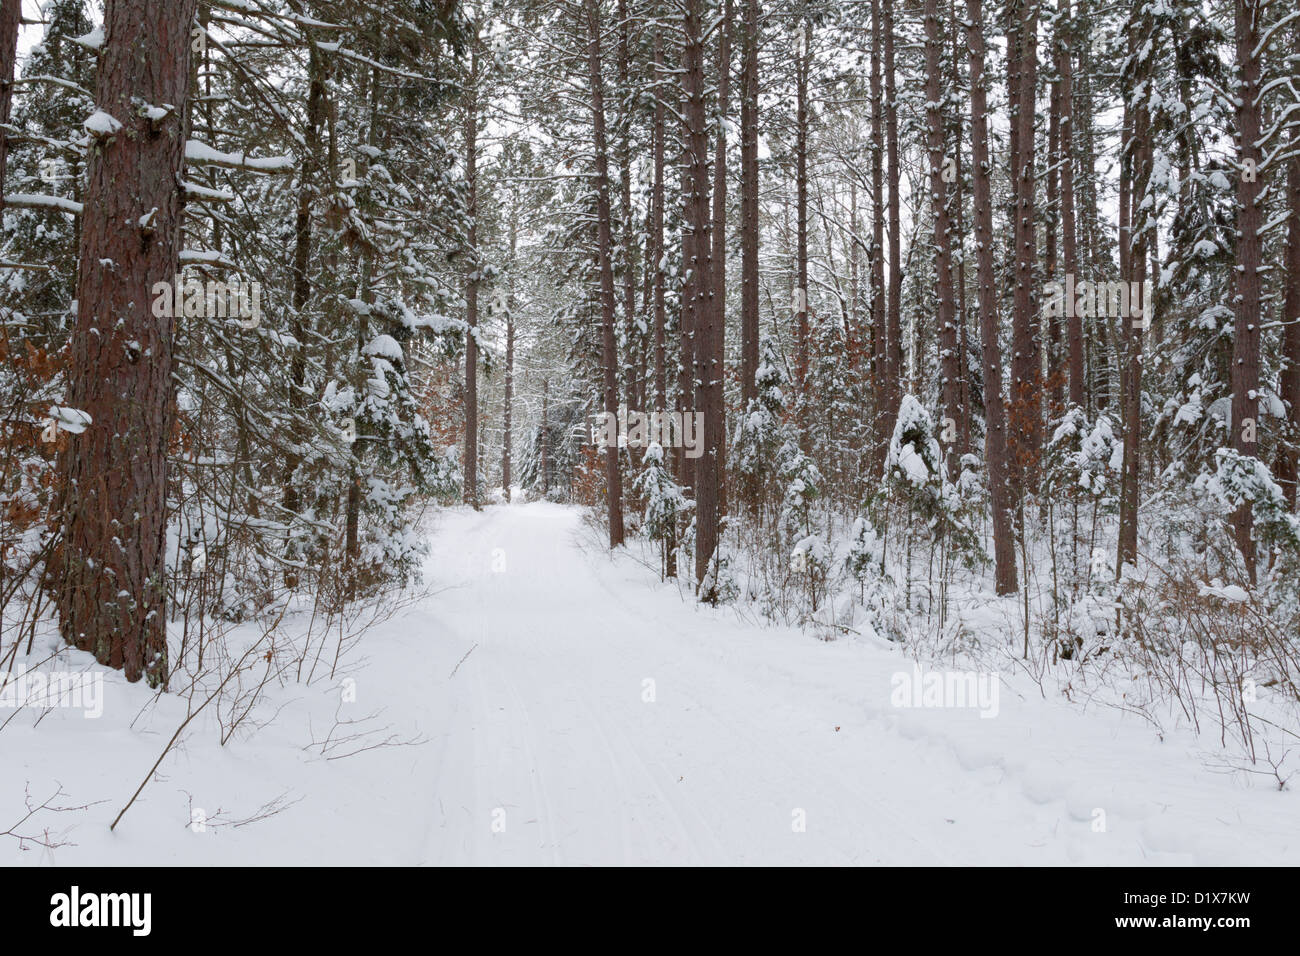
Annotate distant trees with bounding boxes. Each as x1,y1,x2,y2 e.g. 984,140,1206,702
482,0,1300,617
2,0,1298,661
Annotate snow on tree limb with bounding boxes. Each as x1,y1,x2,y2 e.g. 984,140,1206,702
185,139,295,173
3,192,83,214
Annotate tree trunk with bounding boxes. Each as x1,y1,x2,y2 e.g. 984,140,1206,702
344,66,384,577
1278,102,1300,506
58,0,200,686
586,0,625,547
949,0,971,460
463,45,480,510
1076,0,1101,411
1008,0,1041,490
682,0,719,589
712,0,731,518
794,18,810,398
882,4,903,465
503,213,516,502
0,0,20,213
1116,104,1133,570
924,0,962,480
283,45,327,585
653,27,668,416
1230,0,1263,580
651,29,674,576
849,179,861,367
1058,0,1082,409
618,0,638,414
966,0,1019,594
1116,19,1151,574
739,0,760,411
870,0,887,464
1046,41,1062,417
540,378,550,495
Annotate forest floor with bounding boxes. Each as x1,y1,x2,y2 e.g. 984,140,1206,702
4,502,1298,865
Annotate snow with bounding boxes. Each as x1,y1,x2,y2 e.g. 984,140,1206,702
179,249,237,269
83,110,123,136
138,104,174,123
47,405,92,434
3,504,1296,865
4,193,84,215
895,444,931,486
1197,582,1249,603
1173,397,1203,427
183,182,236,202
185,140,295,173
71,26,104,51
362,334,404,362
885,395,941,487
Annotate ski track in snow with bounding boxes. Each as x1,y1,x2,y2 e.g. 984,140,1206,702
403,503,1296,866
5,502,1297,866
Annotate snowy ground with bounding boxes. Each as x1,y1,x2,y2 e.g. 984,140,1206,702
3,502,1297,866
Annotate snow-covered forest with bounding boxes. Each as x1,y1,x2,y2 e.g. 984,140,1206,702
1,0,1299,873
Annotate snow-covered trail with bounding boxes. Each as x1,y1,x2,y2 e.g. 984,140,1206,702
7,501,1294,867
399,503,1295,866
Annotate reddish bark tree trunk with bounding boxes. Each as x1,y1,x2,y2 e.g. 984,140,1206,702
712,0,731,518
950,0,971,460
618,0,638,414
1046,48,1062,416
0,0,20,213
585,0,625,547
59,0,201,686
1008,0,1041,490
966,0,1019,594
1058,0,1083,409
